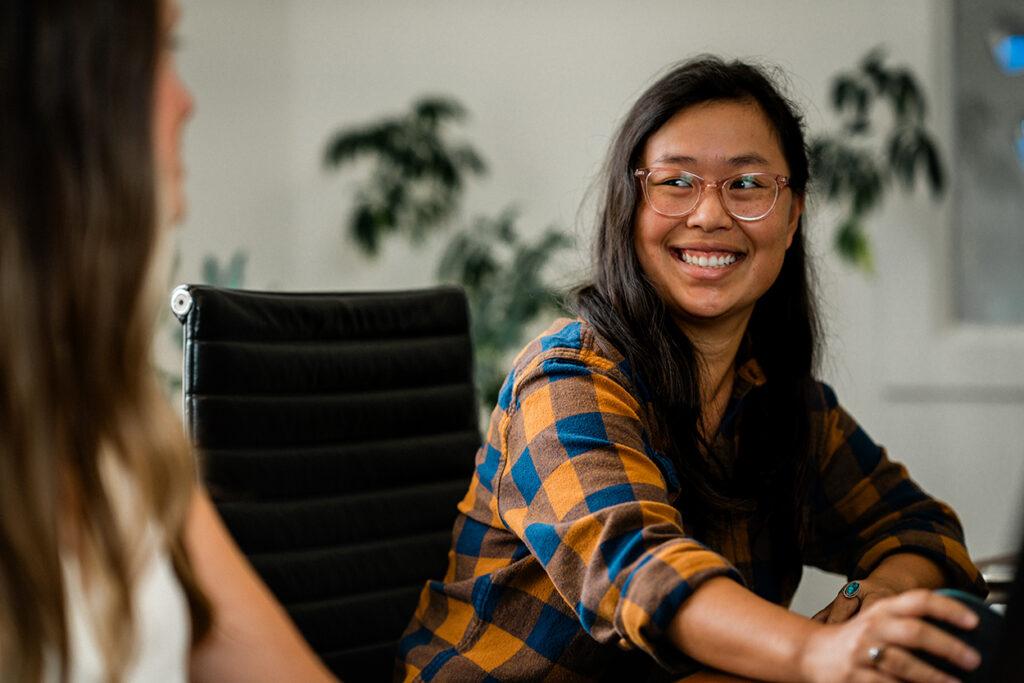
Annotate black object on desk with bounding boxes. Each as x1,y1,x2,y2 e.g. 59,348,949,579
920,502,1024,682
919,589,1004,681
989,506,1024,681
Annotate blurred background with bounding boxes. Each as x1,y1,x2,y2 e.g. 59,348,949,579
169,0,1024,615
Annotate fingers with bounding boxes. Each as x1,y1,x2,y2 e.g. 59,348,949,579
826,594,861,624
857,592,883,615
876,616,981,674
811,605,830,623
880,589,980,631
868,644,964,683
826,590,984,683
854,672,899,683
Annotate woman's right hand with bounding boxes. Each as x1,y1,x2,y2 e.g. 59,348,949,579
798,589,981,683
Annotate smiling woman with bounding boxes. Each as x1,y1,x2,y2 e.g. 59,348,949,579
397,57,988,683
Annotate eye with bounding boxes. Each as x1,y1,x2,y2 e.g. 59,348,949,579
729,174,766,190
657,172,697,189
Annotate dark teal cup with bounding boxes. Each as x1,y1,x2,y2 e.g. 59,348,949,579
916,588,1005,681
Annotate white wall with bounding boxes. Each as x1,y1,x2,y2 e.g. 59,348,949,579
175,0,1024,615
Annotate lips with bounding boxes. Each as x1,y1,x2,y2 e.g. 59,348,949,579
670,247,745,269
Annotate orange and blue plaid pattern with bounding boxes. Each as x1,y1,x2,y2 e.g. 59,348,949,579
397,319,985,681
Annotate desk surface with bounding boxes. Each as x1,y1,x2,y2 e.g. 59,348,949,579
681,672,756,682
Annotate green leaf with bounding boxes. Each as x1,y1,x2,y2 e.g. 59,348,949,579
200,250,248,288
886,128,916,189
832,75,865,114
226,251,248,288
860,47,889,93
816,47,945,274
921,137,946,196
351,204,380,255
323,121,404,168
324,95,489,252
201,255,218,286
452,146,487,175
413,97,467,125
835,219,873,272
436,209,571,407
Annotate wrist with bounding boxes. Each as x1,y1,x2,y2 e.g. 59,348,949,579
789,619,826,683
794,622,835,683
868,553,946,592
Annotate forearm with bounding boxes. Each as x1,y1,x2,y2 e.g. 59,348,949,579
668,577,818,682
670,571,984,683
185,488,336,683
866,552,947,592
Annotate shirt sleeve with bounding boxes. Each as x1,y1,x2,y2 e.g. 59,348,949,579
495,344,742,670
802,383,987,596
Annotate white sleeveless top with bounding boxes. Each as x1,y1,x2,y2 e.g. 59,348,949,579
53,540,190,682
42,455,191,682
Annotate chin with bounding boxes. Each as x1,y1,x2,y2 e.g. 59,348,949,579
672,297,750,327
676,297,731,319
162,193,187,226
171,203,186,225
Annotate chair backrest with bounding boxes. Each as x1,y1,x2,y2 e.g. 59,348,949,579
172,285,478,682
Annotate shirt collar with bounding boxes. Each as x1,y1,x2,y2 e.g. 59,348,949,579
733,357,766,400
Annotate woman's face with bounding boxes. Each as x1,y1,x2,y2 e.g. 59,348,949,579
153,0,193,226
633,99,803,332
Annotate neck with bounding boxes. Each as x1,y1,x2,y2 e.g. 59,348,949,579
676,311,752,437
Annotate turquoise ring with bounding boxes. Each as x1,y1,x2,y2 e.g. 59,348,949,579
842,581,861,599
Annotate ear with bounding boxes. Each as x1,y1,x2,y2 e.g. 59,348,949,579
785,194,804,249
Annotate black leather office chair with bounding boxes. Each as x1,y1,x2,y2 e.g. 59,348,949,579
171,285,479,682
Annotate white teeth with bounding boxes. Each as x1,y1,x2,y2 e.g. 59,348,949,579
680,251,737,268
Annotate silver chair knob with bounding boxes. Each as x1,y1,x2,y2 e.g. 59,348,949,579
170,285,193,317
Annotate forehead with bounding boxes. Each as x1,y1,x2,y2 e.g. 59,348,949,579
640,99,786,170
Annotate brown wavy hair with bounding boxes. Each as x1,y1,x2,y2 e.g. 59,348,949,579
0,0,210,679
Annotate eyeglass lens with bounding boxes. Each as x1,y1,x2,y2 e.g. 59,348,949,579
645,170,779,219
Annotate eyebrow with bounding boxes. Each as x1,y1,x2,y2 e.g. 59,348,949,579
651,153,771,168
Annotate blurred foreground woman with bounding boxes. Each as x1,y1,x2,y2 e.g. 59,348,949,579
0,1,334,680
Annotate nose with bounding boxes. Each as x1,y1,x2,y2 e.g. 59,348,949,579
181,85,195,120
685,182,732,232
177,72,195,121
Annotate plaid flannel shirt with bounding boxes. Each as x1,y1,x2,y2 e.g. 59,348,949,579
397,318,985,681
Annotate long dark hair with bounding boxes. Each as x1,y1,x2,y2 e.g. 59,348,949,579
0,0,209,680
575,57,820,549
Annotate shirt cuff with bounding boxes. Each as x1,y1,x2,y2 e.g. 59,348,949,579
616,538,744,672
853,531,989,597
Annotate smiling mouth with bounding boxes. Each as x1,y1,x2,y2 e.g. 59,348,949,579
671,248,744,269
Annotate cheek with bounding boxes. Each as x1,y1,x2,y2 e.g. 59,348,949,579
634,208,672,251
153,67,189,166
632,214,661,274
153,85,173,164
752,230,792,288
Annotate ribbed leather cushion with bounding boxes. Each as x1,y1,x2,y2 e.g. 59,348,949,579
175,286,478,682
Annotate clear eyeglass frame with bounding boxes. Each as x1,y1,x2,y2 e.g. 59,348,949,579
633,167,790,222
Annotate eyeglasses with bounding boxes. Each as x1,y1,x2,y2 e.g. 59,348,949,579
634,167,790,222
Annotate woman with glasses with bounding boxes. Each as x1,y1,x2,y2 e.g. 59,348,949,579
0,1,335,680
399,57,987,682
